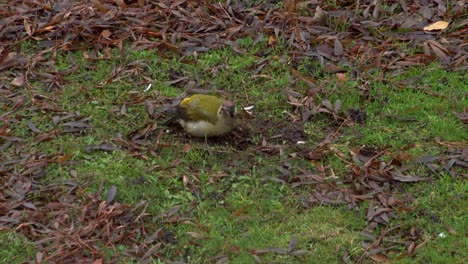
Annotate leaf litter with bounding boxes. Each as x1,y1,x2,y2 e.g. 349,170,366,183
1,0,467,262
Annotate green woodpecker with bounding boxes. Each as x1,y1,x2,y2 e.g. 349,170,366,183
167,94,237,137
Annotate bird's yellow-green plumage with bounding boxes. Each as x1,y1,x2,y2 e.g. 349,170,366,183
171,94,237,137
179,94,224,124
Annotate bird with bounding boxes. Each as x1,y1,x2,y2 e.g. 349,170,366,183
166,94,237,137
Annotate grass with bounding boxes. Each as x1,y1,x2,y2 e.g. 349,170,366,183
1,36,467,263
0,232,36,263
394,173,467,263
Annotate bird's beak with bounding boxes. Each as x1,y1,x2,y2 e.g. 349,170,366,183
222,101,236,118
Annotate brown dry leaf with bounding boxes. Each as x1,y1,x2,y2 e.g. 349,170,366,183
423,21,449,31
370,254,390,262
408,241,417,255
336,72,347,82
35,252,44,263
141,243,162,260
186,231,209,240
390,171,430,182
106,185,118,204
101,29,112,38
427,42,450,64
253,247,287,255
26,120,41,133
184,143,192,153
84,143,118,153
269,35,277,46
289,249,311,256
287,236,297,253
182,175,189,186
113,0,127,9
10,76,25,86
230,206,246,219
447,226,457,235
284,0,297,13
452,111,468,124
325,63,345,74
92,259,103,264
34,129,60,143
334,39,344,56
311,6,328,25
54,152,77,163
92,0,109,13
420,6,433,19
23,18,33,36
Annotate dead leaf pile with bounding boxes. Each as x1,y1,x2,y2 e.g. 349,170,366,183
1,0,466,90
4,181,174,263
285,145,467,261
1,138,170,263
0,95,173,262
0,152,180,262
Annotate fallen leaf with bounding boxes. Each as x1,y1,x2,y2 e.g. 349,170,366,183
253,247,287,255
106,185,117,204
186,232,209,239
446,226,457,235
92,259,103,264
269,35,277,46
334,39,344,56
84,143,118,153
141,243,162,260
336,72,347,82
287,236,297,253
11,76,24,86
230,206,246,219
26,120,41,133
423,21,449,31
407,241,417,255
452,111,468,124
289,249,311,256
370,253,390,262
284,0,297,13
36,252,44,263
311,6,328,25
101,29,112,38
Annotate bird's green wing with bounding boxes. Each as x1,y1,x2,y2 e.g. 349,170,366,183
178,95,222,124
